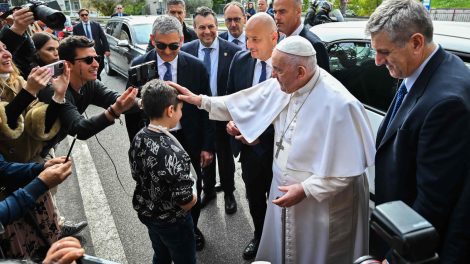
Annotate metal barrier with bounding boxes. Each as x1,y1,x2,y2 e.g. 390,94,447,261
430,9,470,22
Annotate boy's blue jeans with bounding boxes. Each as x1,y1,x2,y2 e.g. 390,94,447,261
139,213,196,264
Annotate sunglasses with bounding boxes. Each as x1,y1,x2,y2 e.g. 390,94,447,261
155,42,180,51
225,17,242,23
80,13,89,17
74,55,100,65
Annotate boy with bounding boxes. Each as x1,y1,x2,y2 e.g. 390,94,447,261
129,79,197,264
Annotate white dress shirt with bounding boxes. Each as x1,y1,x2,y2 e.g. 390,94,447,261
227,31,247,51
197,38,219,96
252,57,273,86
82,22,93,39
289,23,304,37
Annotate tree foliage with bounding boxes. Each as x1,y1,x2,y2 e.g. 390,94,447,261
432,0,470,8
87,0,146,16
187,0,213,14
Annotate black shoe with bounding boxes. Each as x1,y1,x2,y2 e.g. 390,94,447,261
224,192,237,214
201,190,216,207
242,238,260,260
214,183,223,192
195,227,205,251
59,221,88,238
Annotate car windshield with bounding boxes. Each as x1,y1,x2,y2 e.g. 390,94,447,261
133,24,153,45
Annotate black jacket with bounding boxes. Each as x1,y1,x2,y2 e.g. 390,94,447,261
298,26,330,72
73,21,110,55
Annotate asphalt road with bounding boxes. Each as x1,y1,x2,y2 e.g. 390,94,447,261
56,72,258,264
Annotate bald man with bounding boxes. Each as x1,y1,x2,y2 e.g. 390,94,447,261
225,13,277,260
172,36,374,263
273,0,330,72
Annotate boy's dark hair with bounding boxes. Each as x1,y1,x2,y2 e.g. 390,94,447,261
141,79,181,119
59,36,95,63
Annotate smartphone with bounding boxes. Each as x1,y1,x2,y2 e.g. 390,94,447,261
45,60,65,78
76,254,120,264
65,136,77,162
128,61,157,87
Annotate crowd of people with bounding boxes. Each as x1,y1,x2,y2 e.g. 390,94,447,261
0,0,469,263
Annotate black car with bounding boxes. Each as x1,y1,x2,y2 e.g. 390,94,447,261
104,16,158,77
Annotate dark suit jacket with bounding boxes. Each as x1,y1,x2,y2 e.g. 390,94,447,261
299,26,330,72
375,47,470,263
181,37,241,97
226,50,274,157
73,21,110,55
219,31,229,41
111,13,129,17
129,50,215,154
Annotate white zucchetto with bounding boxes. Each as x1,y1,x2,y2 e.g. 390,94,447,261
276,36,317,57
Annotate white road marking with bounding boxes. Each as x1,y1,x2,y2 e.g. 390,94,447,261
68,136,128,264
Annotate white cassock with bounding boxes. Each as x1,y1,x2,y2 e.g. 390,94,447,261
200,67,376,264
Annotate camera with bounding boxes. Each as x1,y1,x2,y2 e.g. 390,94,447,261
0,0,65,30
128,61,157,87
354,201,439,264
45,60,65,78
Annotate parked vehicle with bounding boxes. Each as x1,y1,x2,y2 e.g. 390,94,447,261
311,21,470,195
104,16,157,77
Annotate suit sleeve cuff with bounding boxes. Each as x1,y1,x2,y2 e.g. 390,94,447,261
23,177,48,200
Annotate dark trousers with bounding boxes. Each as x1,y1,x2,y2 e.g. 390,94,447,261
240,145,273,239
97,54,105,80
171,130,203,228
202,121,235,194
139,214,196,264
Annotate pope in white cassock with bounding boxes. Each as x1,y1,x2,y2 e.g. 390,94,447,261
170,36,376,264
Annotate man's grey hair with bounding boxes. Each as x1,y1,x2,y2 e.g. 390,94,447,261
167,0,185,8
152,15,183,36
366,0,433,46
223,1,245,14
284,53,317,74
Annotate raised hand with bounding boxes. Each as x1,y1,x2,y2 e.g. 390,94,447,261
43,236,84,264
10,7,34,36
38,161,73,189
112,87,138,114
166,81,203,107
51,63,71,102
25,66,53,96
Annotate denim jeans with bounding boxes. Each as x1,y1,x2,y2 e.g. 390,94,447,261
139,213,196,264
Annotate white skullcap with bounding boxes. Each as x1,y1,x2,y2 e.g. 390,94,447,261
276,36,316,57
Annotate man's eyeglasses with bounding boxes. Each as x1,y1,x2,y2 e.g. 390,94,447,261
80,13,89,17
225,17,242,23
155,42,180,51
74,55,100,65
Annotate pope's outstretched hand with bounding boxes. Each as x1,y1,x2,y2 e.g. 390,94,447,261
167,81,202,107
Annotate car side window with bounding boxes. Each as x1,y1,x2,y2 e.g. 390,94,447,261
106,22,117,35
327,41,397,113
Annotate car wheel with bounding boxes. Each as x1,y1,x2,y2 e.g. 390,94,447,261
104,57,117,76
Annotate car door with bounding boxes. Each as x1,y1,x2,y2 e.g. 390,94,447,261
105,21,121,72
326,40,398,195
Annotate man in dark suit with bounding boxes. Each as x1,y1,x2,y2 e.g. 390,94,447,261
272,0,329,72
73,8,110,80
181,6,241,215
219,2,247,51
145,0,197,52
110,5,129,17
224,12,277,260
125,15,214,251
367,0,470,262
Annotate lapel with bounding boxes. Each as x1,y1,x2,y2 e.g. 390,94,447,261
377,47,446,149
217,39,230,93
176,52,188,84
244,55,256,89
187,41,199,57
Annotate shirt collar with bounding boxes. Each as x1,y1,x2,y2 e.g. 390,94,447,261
198,37,219,52
257,57,272,68
293,66,320,96
290,23,304,37
227,31,246,44
404,45,439,92
156,53,178,67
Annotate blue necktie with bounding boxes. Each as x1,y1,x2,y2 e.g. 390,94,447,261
259,61,267,83
203,48,212,75
163,62,172,81
84,23,91,39
388,82,408,128
232,39,240,45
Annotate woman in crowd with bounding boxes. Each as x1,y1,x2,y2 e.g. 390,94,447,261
31,32,60,67
0,39,70,262
246,2,256,19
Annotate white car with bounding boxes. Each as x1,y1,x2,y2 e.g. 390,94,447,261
310,21,470,196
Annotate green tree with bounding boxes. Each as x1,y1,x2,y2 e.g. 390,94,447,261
88,0,116,16
187,0,213,14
